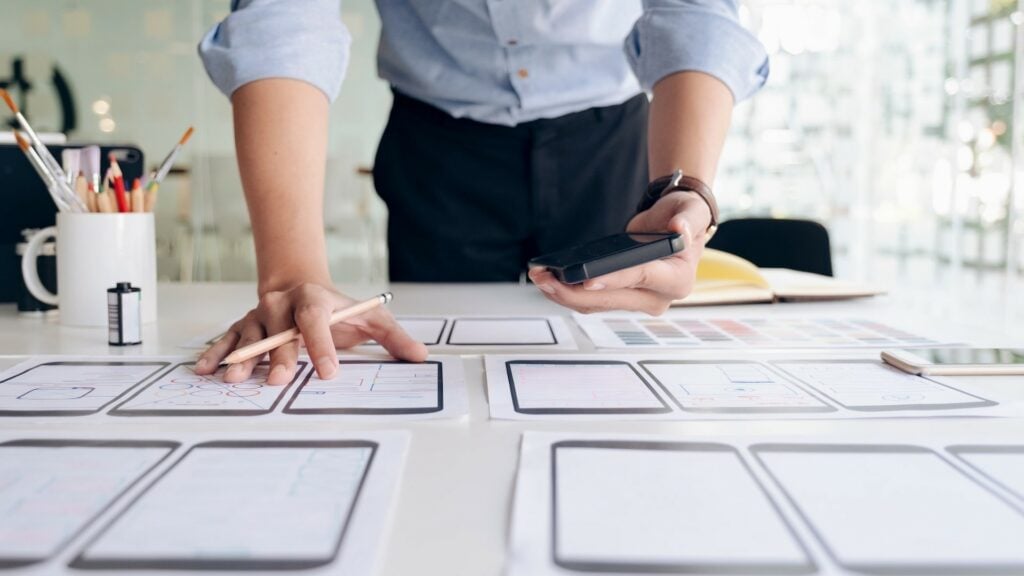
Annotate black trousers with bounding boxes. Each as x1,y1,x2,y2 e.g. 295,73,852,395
373,91,649,282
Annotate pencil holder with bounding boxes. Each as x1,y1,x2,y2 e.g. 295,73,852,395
20,213,158,327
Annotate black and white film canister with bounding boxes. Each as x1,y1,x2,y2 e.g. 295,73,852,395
107,282,142,346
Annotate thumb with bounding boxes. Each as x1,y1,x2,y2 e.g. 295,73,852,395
667,212,695,246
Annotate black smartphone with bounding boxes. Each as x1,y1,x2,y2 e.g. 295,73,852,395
529,232,683,284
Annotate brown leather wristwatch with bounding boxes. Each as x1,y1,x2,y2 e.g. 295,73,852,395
635,169,719,240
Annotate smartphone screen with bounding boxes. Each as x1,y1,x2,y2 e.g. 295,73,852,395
531,233,679,268
901,348,1024,365
529,233,683,283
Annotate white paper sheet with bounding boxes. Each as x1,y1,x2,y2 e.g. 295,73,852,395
949,446,1024,504
0,360,169,416
180,315,578,351
0,356,466,422
485,354,1018,421
508,431,1024,576
774,361,995,411
0,430,408,576
574,313,955,349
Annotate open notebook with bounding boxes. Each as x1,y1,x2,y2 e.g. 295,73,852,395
674,249,885,306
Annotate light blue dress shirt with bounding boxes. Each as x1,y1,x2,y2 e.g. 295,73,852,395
199,0,768,126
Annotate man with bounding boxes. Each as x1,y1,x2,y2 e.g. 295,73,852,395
194,0,768,385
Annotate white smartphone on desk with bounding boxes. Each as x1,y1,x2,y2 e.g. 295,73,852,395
881,348,1024,376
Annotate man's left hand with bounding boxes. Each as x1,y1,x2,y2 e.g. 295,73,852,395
528,191,711,315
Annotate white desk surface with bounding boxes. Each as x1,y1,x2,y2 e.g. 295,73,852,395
1,282,1023,576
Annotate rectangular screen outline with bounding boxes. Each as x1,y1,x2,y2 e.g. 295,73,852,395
108,361,307,417
768,359,997,412
948,445,1024,505
751,443,1024,575
0,361,171,417
638,360,837,414
283,360,443,415
507,360,671,415
0,439,179,569
396,316,447,346
550,440,816,574
69,440,378,571
445,317,557,346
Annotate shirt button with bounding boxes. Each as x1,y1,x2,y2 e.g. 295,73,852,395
517,68,529,79
507,39,518,46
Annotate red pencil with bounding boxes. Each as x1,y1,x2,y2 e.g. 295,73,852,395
108,153,129,212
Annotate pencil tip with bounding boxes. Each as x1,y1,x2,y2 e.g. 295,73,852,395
0,89,17,114
180,126,195,145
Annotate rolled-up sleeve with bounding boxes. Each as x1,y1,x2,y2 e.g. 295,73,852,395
625,0,769,101
198,0,351,101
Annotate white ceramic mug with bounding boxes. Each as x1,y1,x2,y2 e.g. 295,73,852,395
20,213,158,327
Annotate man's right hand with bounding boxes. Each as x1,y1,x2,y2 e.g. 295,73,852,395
194,283,428,386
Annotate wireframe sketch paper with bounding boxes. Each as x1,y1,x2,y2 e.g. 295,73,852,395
0,359,169,416
574,313,956,349
180,315,578,351
0,356,466,421
485,354,1018,421
508,431,1024,576
285,360,447,415
0,430,408,576
110,361,306,416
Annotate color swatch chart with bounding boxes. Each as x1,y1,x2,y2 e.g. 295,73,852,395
485,355,1010,421
574,314,948,349
508,432,1024,576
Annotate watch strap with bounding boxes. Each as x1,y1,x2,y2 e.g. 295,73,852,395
636,169,719,237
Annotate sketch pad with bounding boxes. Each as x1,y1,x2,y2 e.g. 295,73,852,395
486,355,1011,421
508,432,1024,576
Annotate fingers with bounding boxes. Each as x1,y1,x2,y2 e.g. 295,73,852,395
347,308,429,362
195,323,242,375
291,290,340,380
529,268,673,315
223,319,267,383
257,293,301,386
581,257,696,299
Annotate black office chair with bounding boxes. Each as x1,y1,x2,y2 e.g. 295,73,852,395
706,218,833,277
